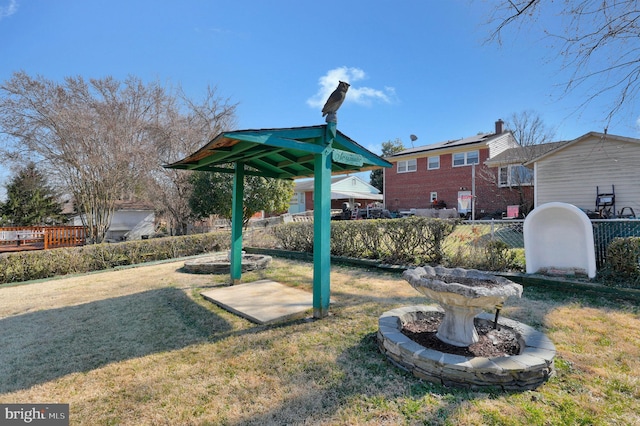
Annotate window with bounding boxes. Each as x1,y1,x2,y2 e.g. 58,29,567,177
498,165,534,187
499,167,509,187
397,158,417,173
430,192,438,202
466,150,479,165
453,150,480,167
427,156,440,170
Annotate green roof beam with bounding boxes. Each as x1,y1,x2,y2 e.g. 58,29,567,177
194,141,256,168
189,165,287,179
223,132,325,154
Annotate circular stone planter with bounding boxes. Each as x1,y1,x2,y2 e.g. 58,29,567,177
183,253,272,274
378,305,556,390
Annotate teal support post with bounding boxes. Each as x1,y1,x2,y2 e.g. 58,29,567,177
230,161,245,284
312,123,335,318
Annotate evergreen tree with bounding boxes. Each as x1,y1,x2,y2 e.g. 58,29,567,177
370,139,405,192
1,163,64,226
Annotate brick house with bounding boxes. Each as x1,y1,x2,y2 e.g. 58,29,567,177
384,120,533,218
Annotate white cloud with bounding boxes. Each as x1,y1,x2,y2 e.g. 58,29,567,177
307,66,396,110
0,0,18,20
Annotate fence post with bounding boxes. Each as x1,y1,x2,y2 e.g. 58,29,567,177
490,219,495,241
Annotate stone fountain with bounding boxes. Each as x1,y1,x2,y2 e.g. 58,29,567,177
378,265,556,390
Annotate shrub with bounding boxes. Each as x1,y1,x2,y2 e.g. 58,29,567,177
377,217,458,264
599,237,640,288
272,222,314,253
0,232,230,285
480,240,520,271
331,220,383,259
443,239,524,272
273,217,459,265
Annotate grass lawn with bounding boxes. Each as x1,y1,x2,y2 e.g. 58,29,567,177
0,256,639,425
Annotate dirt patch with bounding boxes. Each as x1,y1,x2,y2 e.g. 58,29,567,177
401,311,520,357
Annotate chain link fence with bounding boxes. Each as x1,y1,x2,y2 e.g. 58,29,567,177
591,219,640,267
446,219,640,267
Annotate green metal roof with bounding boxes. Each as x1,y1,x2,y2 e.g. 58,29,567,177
164,125,392,179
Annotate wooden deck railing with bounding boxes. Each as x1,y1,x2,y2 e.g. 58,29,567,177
44,226,86,249
0,226,85,251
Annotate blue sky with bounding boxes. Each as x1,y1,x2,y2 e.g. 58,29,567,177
1,0,639,197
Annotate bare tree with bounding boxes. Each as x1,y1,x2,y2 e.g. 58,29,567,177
486,0,640,124
149,86,238,235
0,72,169,242
479,111,556,215
505,110,556,147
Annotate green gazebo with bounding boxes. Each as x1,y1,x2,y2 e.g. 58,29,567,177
165,122,391,318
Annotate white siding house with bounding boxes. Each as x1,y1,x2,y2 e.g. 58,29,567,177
329,175,382,200
530,132,640,216
487,132,520,158
70,201,155,241
106,209,155,241
289,175,382,214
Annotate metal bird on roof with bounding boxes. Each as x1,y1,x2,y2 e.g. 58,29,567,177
322,81,350,123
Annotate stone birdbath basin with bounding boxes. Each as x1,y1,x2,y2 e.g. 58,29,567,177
402,265,523,347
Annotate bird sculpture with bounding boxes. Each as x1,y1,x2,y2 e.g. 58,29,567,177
322,81,350,123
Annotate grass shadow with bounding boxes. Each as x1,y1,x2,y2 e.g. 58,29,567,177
0,288,232,393
227,332,494,425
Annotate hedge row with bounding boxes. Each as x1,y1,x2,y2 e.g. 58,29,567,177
3,223,636,287
273,217,459,265
0,232,230,285
272,220,640,283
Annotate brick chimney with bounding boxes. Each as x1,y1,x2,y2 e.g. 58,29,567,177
495,119,504,134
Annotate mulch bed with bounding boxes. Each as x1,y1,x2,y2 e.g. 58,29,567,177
401,311,520,357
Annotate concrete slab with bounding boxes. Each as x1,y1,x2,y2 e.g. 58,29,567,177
200,279,313,324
